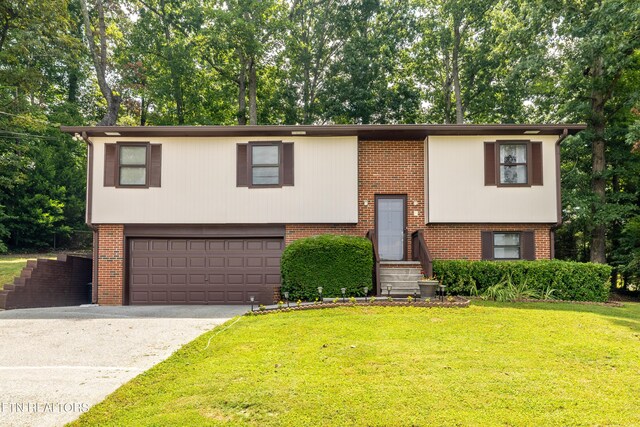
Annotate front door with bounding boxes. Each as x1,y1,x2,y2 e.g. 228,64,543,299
375,195,406,261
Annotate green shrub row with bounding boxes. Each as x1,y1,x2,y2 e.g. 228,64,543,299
432,260,612,302
280,235,373,301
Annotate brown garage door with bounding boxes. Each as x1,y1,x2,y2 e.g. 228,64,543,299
128,238,283,305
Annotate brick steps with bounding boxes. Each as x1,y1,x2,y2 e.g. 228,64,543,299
0,255,92,310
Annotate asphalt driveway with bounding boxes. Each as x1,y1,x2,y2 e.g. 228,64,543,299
0,305,247,427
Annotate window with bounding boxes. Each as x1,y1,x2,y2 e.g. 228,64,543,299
499,143,527,185
493,232,521,259
103,142,161,188
119,145,148,186
250,143,280,186
484,141,543,187
236,141,294,188
480,230,536,261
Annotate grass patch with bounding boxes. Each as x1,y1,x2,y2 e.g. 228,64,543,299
71,302,640,426
0,253,57,289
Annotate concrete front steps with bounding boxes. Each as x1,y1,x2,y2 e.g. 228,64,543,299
379,261,423,297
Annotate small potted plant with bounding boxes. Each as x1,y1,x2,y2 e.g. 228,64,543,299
418,270,439,299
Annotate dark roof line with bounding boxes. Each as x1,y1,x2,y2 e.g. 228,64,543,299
60,124,586,140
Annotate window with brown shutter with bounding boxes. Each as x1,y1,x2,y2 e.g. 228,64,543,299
480,231,536,260
104,142,161,188
484,140,543,187
237,141,294,188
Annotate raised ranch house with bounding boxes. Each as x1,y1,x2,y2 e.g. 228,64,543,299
61,124,584,305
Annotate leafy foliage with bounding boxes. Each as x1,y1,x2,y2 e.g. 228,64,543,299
280,235,373,301
433,260,612,302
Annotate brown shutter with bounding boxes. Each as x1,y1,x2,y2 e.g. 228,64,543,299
237,144,249,187
149,144,162,187
481,231,493,260
282,142,294,186
522,231,536,260
104,143,117,187
484,142,496,186
531,142,543,185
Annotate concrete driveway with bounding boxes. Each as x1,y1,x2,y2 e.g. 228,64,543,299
0,305,248,427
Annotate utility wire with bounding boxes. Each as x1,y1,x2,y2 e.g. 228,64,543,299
0,131,59,140
0,110,54,125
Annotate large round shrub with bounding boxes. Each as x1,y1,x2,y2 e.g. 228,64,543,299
280,235,373,301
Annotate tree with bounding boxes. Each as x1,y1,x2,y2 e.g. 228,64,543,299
551,0,640,263
79,0,123,125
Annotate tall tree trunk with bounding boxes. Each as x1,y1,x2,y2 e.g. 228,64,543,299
161,0,184,125
79,0,120,125
441,43,452,124
589,56,607,264
248,57,257,125
67,68,79,103
452,17,463,124
140,96,147,126
237,50,247,125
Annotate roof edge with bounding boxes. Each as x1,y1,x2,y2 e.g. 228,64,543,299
61,124,586,140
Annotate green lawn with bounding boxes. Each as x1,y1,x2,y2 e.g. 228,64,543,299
0,254,56,289
71,302,640,426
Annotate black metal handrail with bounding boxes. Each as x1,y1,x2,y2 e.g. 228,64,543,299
365,229,381,296
411,230,433,278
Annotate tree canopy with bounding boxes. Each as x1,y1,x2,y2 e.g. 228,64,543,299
1,0,639,287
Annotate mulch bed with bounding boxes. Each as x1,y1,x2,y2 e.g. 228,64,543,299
247,296,470,315
467,296,624,307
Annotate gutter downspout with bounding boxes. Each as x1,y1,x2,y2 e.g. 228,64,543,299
550,128,569,259
78,131,98,304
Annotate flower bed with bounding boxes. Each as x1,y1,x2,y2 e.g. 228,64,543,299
247,296,470,315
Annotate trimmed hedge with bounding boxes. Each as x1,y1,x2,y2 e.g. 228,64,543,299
432,260,612,302
281,235,373,301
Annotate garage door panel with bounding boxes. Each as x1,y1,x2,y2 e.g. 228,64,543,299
170,291,187,303
189,274,206,284
266,274,281,285
189,240,206,251
171,274,187,284
151,240,169,251
208,257,224,267
170,257,187,268
170,240,187,251
227,241,244,251
265,257,281,267
246,274,263,285
208,274,225,284
227,274,244,285
246,257,263,267
150,291,168,303
266,240,283,250
226,291,245,302
246,241,263,250
190,257,205,268
207,241,225,251
132,257,149,268
129,237,283,305
227,257,244,267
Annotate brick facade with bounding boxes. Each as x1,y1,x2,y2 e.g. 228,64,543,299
285,140,553,261
96,224,125,305
424,223,552,260
286,140,426,259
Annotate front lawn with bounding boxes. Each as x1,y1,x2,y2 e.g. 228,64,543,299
71,302,640,426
